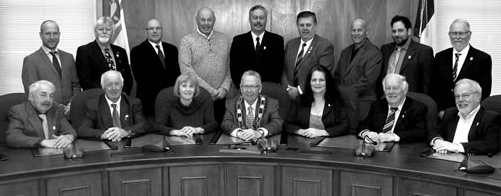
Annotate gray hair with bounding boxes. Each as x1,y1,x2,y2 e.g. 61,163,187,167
240,70,262,86
100,70,124,88
249,5,267,16
451,18,470,32
382,73,409,92
455,78,482,95
28,80,55,101
95,16,115,30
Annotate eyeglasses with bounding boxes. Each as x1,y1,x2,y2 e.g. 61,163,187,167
146,27,162,31
448,31,470,37
454,92,478,100
240,85,260,91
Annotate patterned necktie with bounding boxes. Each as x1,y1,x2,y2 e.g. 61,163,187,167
38,114,49,139
293,43,307,86
452,53,462,81
104,48,116,70
49,51,62,78
382,107,398,133
156,44,166,68
255,37,261,52
388,47,401,74
111,103,121,128
246,106,254,129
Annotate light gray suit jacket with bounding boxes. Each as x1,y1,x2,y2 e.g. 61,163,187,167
22,47,81,105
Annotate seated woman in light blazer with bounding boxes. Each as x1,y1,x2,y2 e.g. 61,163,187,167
154,73,217,137
285,65,349,138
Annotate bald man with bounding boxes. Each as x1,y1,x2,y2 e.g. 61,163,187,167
335,19,382,121
179,7,232,122
130,19,180,117
22,20,81,111
432,19,492,117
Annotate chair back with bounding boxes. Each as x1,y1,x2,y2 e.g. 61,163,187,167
260,82,290,121
70,88,104,129
481,95,501,114
0,93,27,144
338,86,359,134
154,86,212,118
407,91,438,132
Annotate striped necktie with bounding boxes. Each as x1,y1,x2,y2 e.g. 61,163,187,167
382,107,398,133
452,53,461,81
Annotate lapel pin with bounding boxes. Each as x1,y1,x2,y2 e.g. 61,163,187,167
470,57,473,61
263,46,266,50
53,126,56,130
408,55,411,59
328,103,331,107
125,114,129,120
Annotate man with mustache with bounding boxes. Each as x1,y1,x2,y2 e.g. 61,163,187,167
282,11,334,99
378,15,434,98
429,79,499,154
358,74,427,143
76,16,133,95
432,19,492,119
78,71,146,142
179,7,232,123
22,20,81,115
222,70,283,141
230,5,284,87
335,19,382,121
130,19,180,118
6,80,76,148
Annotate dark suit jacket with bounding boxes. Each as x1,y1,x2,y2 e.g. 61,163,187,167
230,31,284,86
6,102,76,148
221,95,283,136
78,94,146,138
335,39,382,120
22,48,81,105
285,96,349,137
429,107,499,154
76,40,133,94
432,45,492,111
282,35,334,91
359,97,427,143
130,40,180,116
378,40,434,97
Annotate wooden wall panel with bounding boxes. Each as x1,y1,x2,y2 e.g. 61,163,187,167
119,0,417,72
46,172,102,196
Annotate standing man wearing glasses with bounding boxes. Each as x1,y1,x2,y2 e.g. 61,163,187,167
130,19,180,118
221,70,283,141
429,79,499,155
432,19,492,118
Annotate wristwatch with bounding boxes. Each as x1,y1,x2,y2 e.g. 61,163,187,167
257,129,265,138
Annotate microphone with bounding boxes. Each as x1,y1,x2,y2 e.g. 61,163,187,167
458,148,495,174
355,135,376,157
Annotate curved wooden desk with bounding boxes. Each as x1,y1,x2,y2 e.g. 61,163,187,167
0,134,500,196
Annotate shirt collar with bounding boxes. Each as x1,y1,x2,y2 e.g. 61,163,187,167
196,28,213,40
251,31,265,41
105,95,122,107
244,98,258,109
354,38,367,50
148,40,162,49
41,45,58,54
458,104,480,120
388,97,406,111
301,36,314,46
454,44,470,55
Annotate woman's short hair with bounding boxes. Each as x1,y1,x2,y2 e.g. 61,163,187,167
173,73,200,98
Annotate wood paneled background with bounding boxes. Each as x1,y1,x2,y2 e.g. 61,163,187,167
106,0,418,70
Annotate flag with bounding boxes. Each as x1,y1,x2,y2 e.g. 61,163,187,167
108,0,130,59
414,0,437,51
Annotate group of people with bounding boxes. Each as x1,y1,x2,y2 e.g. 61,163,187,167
6,5,498,155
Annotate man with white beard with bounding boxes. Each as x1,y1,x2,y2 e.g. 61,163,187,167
76,16,133,94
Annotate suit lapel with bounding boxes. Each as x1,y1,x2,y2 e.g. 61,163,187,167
120,95,130,127
37,48,60,77
24,102,45,138
98,96,114,127
344,44,365,78
456,46,475,79
399,41,416,73
467,107,483,141
300,35,318,65
92,41,109,67
377,99,389,131
394,98,410,130
46,107,58,137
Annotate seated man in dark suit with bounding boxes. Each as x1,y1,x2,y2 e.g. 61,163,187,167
7,80,76,148
221,70,283,140
76,16,133,94
78,70,146,142
358,74,427,143
429,79,499,154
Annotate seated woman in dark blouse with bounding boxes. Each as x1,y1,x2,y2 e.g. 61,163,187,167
154,73,217,137
286,65,349,138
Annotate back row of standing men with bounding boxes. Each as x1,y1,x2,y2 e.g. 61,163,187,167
22,5,491,123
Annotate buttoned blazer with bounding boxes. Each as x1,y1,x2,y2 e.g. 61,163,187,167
77,94,146,138
429,107,499,154
130,40,180,116
6,102,76,148
432,45,492,111
230,31,284,87
282,35,334,91
221,95,283,136
359,97,427,143
75,40,133,94
379,40,434,96
22,48,80,105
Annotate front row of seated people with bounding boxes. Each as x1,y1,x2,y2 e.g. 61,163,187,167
5,69,500,155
